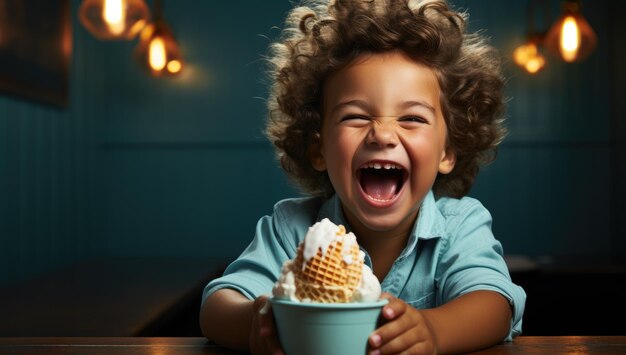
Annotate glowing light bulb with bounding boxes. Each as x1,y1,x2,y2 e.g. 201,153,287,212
135,20,184,76
79,0,150,40
167,60,182,73
513,40,545,74
544,1,596,63
525,56,545,74
514,43,538,66
560,16,580,62
149,37,166,71
103,0,125,35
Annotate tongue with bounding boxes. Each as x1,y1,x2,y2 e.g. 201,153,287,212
361,172,398,200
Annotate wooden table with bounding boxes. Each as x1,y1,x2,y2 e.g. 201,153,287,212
1,336,625,354
469,336,626,354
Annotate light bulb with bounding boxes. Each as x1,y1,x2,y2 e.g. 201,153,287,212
545,0,597,63
513,39,546,74
525,56,545,74
135,20,184,76
514,42,538,66
79,0,150,40
167,60,182,74
559,16,580,62
103,0,125,35
149,37,167,71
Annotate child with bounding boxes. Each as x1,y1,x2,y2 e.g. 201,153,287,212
200,0,526,353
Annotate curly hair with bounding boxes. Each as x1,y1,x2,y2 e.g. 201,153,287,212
265,0,507,198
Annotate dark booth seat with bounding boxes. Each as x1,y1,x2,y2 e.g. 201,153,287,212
3,254,624,337
507,254,626,336
0,257,226,337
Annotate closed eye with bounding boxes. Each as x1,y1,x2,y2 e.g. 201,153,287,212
341,114,370,122
400,115,430,124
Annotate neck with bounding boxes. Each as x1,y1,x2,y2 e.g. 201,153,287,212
360,230,409,281
342,208,417,280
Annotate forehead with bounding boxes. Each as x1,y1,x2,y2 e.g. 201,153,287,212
322,50,441,112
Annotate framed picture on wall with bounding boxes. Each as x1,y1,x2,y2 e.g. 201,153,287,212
0,0,71,108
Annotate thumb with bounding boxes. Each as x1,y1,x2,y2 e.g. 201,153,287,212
253,295,271,314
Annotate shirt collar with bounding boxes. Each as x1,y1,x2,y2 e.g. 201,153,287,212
402,190,446,257
317,194,346,226
317,190,446,258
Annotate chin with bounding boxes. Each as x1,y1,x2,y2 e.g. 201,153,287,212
356,212,407,232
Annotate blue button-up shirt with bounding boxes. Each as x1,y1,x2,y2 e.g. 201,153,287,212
203,191,526,339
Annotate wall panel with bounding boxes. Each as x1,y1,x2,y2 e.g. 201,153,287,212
1,0,623,288
0,0,100,286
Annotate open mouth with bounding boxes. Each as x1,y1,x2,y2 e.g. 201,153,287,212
358,162,407,202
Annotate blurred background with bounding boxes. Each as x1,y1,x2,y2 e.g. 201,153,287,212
1,0,624,338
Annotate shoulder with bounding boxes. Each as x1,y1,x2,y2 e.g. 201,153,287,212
272,196,325,222
270,196,325,243
434,195,493,236
436,195,491,220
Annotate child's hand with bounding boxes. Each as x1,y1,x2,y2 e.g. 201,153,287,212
368,293,437,355
250,295,284,355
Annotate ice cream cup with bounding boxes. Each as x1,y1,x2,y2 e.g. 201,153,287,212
270,298,388,355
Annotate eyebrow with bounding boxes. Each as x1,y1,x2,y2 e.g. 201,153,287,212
329,99,436,116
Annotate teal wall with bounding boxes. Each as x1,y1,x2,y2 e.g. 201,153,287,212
0,0,100,285
91,1,298,260
1,0,624,287
456,0,616,255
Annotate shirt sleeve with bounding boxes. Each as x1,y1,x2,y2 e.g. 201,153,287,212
201,213,296,303
201,197,320,305
436,199,527,341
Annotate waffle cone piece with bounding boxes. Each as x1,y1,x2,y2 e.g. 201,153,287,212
294,226,364,303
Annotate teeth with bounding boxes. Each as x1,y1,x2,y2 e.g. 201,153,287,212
366,162,401,170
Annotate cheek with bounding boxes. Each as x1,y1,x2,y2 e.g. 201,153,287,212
408,133,444,166
323,131,358,176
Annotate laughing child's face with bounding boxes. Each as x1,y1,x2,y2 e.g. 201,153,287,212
312,50,456,240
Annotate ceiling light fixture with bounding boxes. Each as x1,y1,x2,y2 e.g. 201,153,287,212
134,0,183,76
544,0,597,63
513,0,549,74
78,0,150,40
513,0,597,74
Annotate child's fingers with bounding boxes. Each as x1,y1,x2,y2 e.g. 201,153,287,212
264,313,285,355
259,300,271,315
254,297,285,355
370,333,433,355
264,333,285,355
369,298,425,354
369,310,412,349
253,295,270,312
380,295,407,320
256,298,273,336
369,328,419,355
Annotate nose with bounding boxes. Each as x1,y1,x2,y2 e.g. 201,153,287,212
366,119,399,148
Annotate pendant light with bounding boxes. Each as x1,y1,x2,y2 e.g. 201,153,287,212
513,0,548,74
79,0,150,40
544,0,597,63
513,35,546,74
134,0,183,76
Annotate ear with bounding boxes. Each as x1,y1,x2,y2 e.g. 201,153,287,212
438,147,456,174
309,133,327,172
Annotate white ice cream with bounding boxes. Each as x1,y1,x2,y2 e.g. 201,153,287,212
272,218,382,303
272,260,298,301
351,264,382,302
301,218,358,265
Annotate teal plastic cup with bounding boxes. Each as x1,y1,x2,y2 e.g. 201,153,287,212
270,298,388,355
